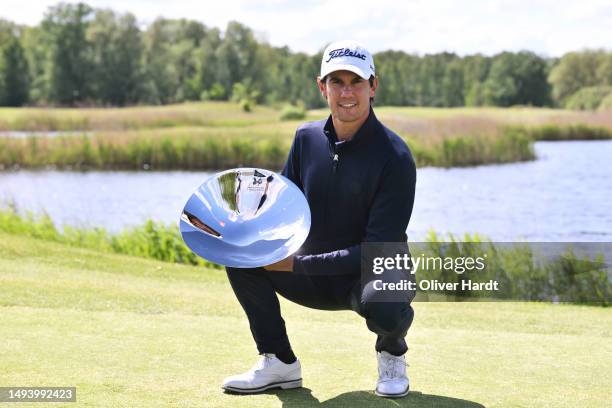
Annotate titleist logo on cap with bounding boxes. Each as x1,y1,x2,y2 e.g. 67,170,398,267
325,48,367,63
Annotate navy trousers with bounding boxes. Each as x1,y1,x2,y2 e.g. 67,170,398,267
226,267,414,356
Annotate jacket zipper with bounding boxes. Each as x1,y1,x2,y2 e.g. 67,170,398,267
322,143,338,232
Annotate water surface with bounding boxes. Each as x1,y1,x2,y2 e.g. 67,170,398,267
1,141,611,241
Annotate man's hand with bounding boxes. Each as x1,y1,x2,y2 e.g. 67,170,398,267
263,256,294,272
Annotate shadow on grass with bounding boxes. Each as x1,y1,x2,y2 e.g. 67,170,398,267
227,387,485,407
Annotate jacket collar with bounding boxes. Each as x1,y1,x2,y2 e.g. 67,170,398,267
323,107,381,150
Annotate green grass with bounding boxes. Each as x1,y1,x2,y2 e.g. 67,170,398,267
1,233,611,407
2,103,610,132
2,208,609,306
0,102,284,131
0,207,218,268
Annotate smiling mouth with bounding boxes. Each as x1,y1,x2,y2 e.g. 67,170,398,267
339,103,357,108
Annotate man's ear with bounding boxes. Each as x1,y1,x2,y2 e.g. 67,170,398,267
317,76,327,100
370,76,379,98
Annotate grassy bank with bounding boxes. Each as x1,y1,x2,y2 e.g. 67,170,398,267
0,104,611,169
1,233,611,407
0,206,217,268
2,208,608,306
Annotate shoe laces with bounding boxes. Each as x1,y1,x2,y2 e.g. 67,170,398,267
252,353,275,372
378,353,408,381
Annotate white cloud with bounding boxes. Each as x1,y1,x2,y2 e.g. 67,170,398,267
1,0,611,56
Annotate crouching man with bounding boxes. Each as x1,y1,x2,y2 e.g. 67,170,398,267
223,40,417,398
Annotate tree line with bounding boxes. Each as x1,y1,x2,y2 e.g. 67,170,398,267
1,2,611,109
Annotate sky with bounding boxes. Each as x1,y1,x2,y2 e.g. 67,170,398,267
2,0,612,57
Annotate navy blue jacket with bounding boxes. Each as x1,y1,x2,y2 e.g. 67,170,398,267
282,108,416,275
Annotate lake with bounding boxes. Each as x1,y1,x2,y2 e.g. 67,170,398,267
1,140,611,242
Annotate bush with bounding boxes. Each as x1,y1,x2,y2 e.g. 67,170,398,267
279,104,306,121
565,86,612,110
239,98,252,112
202,82,226,101
598,92,612,110
231,82,259,112
417,234,611,306
524,124,612,141
0,206,220,269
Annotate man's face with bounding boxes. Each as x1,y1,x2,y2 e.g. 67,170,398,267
317,70,378,125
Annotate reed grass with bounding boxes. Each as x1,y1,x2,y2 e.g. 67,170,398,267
522,124,612,140
0,123,534,170
0,126,293,170
1,104,611,170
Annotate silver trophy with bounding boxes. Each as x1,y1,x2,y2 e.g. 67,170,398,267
180,168,311,268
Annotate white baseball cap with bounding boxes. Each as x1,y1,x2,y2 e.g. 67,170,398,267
320,40,375,80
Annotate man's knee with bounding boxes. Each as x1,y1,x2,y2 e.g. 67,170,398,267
226,266,265,282
364,301,414,334
225,267,273,300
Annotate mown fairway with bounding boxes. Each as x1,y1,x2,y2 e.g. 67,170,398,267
1,233,610,407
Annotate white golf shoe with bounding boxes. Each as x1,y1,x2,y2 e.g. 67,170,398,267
375,351,409,398
222,353,302,393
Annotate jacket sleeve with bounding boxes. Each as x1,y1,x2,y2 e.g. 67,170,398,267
281,130,302,190
293,153,416,275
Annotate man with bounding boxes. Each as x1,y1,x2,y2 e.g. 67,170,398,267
222,40,417,398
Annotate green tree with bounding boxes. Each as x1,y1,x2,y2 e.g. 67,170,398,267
549,50,608,106
397,54,421,106
195,27,222,99
214,22,259,98
41,2,94,105
0,19,15,44
0,35,30,106
565,86,612,110
285,51,322,108
172,19,208,100
0,20,30,106
231,80,260,112
442,58,465,107
88,10,144,105
463,54,490,106
21,26,48,104
375,51,403,106
5,7,611,109
483,51,550,106
256,45,290,104
416,53,456,106
143,18,208,103
596,54,612,86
